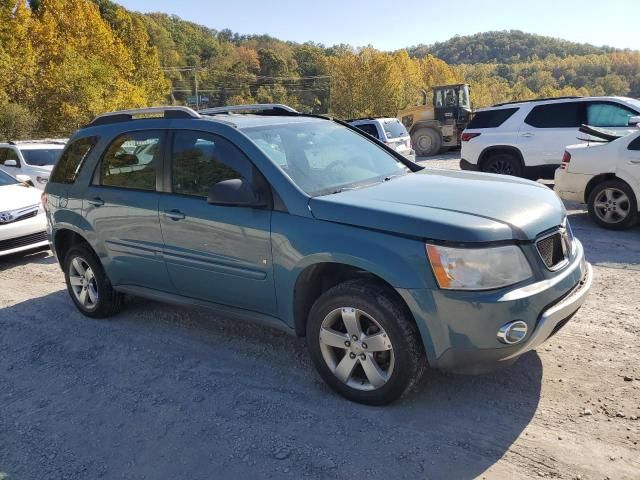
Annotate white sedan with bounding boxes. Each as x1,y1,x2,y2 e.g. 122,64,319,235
0,170,48,256
555,125,640,230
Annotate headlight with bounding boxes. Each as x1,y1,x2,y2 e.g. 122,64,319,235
426,244,532,290
36,176,48,184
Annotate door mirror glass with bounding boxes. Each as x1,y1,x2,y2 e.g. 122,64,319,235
4,159,17,167
629,115,640,127
207,178,266,207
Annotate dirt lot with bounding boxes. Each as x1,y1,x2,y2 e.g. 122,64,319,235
1,156,639,480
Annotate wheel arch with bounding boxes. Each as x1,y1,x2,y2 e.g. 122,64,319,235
52,227,94,268
478,145,525,171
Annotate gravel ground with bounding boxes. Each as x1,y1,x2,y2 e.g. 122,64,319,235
1,156,639,480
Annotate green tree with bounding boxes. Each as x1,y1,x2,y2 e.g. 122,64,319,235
0,103,35,141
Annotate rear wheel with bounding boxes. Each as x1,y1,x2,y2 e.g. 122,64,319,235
587,179,638,230
63,244,124,318
306,280,427,405
412,128,441,157
482,153,523,177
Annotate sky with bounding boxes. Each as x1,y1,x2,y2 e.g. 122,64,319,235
113,0,639,51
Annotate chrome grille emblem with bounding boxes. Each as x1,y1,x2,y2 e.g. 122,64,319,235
0,212,14,224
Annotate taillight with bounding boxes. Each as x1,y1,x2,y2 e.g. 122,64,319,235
41,191,47,211
461,132,481,142
560,151,571,170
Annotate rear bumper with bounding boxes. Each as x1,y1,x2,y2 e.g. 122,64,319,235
554,169,592,203
459,158,478,171
399,240,592,373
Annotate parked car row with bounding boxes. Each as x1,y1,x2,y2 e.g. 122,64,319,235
460,95,640,229
39,104,592,405
0,139,67,188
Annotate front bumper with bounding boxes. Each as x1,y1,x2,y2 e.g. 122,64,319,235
399,240,592,372
0,212,48,257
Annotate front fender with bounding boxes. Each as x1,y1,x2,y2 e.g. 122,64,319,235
271,212,435,329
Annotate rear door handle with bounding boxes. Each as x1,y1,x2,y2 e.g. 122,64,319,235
521,132,534,138
164,209,185,221
88,197,104,207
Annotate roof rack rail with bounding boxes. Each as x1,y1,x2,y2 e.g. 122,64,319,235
492,96,583,108
8,138,68,145
200,104,298,116
87,106,201,127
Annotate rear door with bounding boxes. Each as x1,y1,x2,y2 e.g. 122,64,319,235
83,129,173,291
518,102,584,166
159,130,276,314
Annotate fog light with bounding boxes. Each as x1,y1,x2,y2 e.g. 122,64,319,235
497,321,528,345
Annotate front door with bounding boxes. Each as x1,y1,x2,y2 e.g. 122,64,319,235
518,101,584,166
83,129,172,291
159,130,276,315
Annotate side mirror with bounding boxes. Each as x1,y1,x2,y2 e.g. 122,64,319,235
207,178,267,208
629,115,640,127
15,174,34,187
4,159,17,167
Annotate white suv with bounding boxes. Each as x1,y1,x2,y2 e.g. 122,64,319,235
460,96,640,179
0,140,67,189
347,117,414,159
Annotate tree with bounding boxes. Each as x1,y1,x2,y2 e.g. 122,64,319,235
0,103,35,141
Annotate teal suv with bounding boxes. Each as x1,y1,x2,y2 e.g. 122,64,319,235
44,104,593,405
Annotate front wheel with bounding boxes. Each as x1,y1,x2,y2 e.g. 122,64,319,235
306,280,427,405
587,179,638,230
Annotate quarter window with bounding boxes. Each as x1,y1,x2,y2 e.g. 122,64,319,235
50,136,98,184
171,131,251,198
100,131,161,191
355,124,379,139
587,102,637,128
524,103,582,128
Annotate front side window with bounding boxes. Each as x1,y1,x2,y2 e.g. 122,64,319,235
21,148,64,166
525,102,582,128
0,148,20,166
587,102,637,128
628,135,640,151
243,120,409,196
100,131,161,191
50,137,98,184
171,131,251,198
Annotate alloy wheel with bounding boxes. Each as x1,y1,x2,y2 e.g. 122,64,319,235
488,159,513,175
68,256,99,309
593,187,630,224
318,307,394,391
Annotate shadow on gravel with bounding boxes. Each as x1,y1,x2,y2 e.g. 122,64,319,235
0,290,542,480
0,248,54,272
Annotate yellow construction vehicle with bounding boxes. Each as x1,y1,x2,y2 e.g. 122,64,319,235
398,84,472,156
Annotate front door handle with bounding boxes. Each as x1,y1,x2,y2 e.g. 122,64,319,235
88,197,104,207
521,132,534,138
164,209,185,221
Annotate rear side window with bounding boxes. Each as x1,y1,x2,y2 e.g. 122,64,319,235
171,131,252,198
467,108,518,129
99,131,161,191
382,119,408,139
525,103,582,128
587,102,637,128
355,124,379,139
49,137,97,184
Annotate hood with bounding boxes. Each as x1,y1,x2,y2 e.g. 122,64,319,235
0,183,42,210
309,169,565,242
29,165,54,174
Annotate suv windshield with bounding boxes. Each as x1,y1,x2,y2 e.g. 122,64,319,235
21,148,63,166
0,169,18,186
382,119,408,139
243,121,409,196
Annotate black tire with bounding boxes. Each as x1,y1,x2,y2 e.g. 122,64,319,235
412,128,441,157
63,244,124,318
306,279,427,405
587,179,638,230
482,153,523,177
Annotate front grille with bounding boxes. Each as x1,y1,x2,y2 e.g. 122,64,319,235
0,207,39,225
536,231,568,270
11,210,38,223
0,231,48,252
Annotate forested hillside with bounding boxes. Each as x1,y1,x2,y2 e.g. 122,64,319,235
1,0,639,138
408,30,617,64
